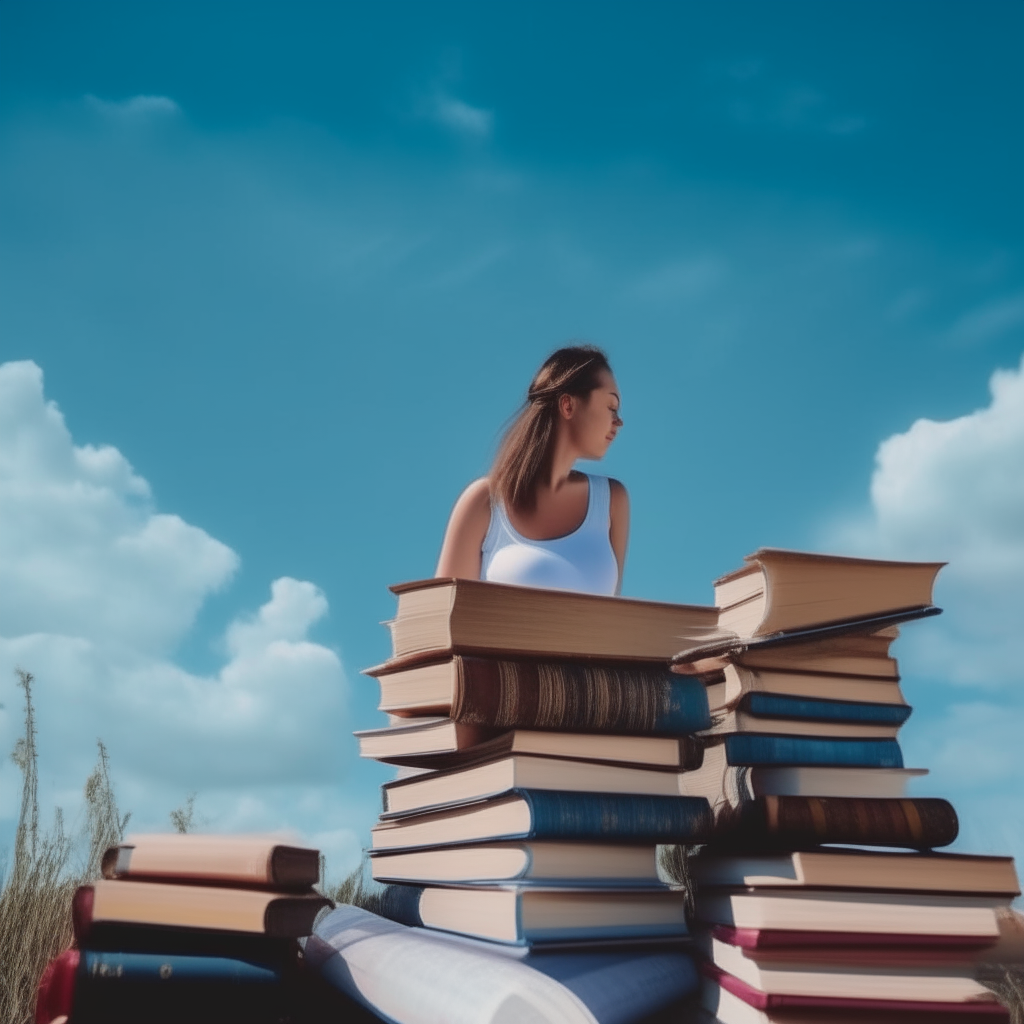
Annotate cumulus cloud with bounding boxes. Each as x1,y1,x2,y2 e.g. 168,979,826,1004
833,354,1024,685
0,361,359,872
829,355,1024,860
84,94,182,119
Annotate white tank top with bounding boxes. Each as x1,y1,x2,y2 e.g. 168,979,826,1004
481,473,619,596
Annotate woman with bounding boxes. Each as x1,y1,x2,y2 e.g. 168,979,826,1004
436,345,628,596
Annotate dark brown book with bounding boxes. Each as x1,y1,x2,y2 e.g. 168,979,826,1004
385,578,720,665
368,655,714,734
713,795,958,850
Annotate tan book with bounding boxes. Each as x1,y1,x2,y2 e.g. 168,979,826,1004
714,549,943,638
381,754,708,816
707,664,907,709
696,888,1006,938
76,879,330,938
691,849,1021,896
700,710,901,740
679,759,927,807
102,834,319,888
370,841,659,885
734,632,899,679
384,884,690,945
356,720,702,770
385,578,719,664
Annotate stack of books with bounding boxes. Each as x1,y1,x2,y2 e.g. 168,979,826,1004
338,578,729,1019
678,549,1020,1022
35,834,330,1024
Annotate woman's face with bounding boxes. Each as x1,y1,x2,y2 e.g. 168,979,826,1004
564,369,623,460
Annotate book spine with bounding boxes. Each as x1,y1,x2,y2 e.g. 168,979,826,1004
453,656,712,734
716,796,959,850
739,692,912,726
522,790,714,842
79,950,283,984
722,734,904,768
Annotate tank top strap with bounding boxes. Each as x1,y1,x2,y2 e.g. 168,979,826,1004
583,472,611,530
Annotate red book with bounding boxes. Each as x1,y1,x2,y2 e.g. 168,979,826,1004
35,948,78,1024
702,961,1008,1016
712,923,998,952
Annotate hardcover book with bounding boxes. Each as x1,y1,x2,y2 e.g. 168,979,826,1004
358,722,703,770
713,548,944,638
369,654,713,734
385,577,719,664
376,882,690,945
370,841,661,886
370,789,714,851
101,834,320,889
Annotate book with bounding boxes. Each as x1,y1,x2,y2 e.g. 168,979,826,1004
380,754,719,817
700,936,1000,1005
370,841,660,885
369,654,713,734
370,790,714,851
307,903,700,1023
358,722,704,770
708,922,1001,953
701,694,911,741
385,577,719,664
706,663,907,708
706,733,905,768
701,962,1007,1015
37,948,291,1024
711,795,959,850
73,881,330,941
691,849,1021,895
695,888,1006,939
732,630,900,678
662,761,927,807
101,834,319,889
376,883,690,945
714,548,944,638
700,971,1009,1022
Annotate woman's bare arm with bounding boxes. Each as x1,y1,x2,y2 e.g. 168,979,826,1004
435,477,492,579
609,478,630,596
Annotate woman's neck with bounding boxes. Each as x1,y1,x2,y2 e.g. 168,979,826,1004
541,432,581,494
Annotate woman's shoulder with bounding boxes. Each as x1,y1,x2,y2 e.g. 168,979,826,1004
451,476,493,523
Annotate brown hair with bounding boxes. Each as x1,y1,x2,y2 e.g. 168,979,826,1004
491,345,612,513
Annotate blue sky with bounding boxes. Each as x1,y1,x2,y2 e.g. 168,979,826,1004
1,1,1022,879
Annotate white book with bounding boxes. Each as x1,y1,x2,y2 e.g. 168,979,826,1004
306,904,699,1024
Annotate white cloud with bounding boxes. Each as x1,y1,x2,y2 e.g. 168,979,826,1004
832,353,1024,686
84,94,182,119
427,93,493,139
0,361,360,873
827,356,1024,867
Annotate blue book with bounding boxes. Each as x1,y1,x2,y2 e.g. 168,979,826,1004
720,734,904,768
371,789,714,851
739,692,913,726
67,950,289,1024
308,903,700,1022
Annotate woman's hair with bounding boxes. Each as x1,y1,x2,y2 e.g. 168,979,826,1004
491,344,612,513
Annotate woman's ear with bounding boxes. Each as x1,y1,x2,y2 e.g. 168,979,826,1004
558,393,576,419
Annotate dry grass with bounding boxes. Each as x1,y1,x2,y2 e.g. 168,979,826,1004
0,669,130,1024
